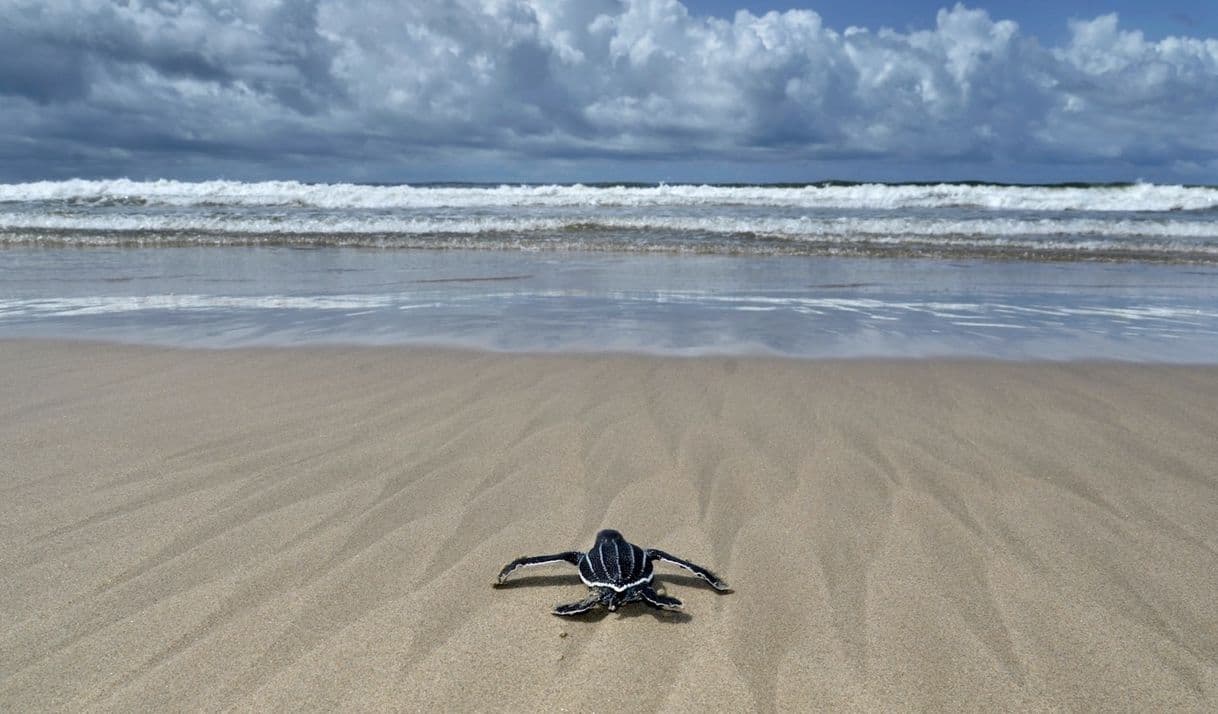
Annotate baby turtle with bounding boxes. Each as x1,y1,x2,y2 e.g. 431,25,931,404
496,529,729,615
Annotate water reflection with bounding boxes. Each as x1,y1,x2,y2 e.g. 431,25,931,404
2,248,1216,362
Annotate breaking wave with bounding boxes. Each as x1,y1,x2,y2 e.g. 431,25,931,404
3,179,1217,261
3,179,1218,212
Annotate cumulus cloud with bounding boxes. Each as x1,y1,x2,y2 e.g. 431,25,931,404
1,0,1216,180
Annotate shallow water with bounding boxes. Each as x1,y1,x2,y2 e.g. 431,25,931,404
3,247,1217,361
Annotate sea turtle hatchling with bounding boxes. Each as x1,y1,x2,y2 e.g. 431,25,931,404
495,529,729,615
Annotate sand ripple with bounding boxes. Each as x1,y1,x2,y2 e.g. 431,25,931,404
2,342,1217,710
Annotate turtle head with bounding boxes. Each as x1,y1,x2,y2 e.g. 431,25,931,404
595,528,623,543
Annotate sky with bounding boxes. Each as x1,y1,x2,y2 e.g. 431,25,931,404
686,1,1215,44
1,0,1217,184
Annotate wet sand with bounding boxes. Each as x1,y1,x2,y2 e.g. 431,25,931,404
2,340,1217,710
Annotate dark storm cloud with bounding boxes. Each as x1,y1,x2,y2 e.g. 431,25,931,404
1,0,1216,181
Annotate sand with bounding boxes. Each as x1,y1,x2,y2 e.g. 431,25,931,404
2,340,1217,711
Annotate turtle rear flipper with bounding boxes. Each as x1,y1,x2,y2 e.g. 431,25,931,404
639,587,682,611
553,592,601,616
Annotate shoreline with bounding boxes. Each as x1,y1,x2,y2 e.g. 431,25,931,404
8,335,1218,368
3,340,1217,709
4,247,1218,364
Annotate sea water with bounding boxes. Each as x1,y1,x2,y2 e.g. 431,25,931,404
2,180,1217,361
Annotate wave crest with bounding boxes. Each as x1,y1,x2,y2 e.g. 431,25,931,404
3,179,1217,212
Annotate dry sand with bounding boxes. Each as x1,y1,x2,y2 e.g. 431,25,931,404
2,340,1217,711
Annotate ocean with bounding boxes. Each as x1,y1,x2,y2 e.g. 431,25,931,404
2,179,1217,360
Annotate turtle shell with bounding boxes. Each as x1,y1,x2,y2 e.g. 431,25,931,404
578,529,653,592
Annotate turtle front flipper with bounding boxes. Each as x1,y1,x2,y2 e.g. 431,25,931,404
645,548,729,591
553,592,602,616
497,551,583,584
638,586,683,611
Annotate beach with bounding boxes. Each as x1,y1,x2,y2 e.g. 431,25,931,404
6,0,1218,707
2,340,1217,710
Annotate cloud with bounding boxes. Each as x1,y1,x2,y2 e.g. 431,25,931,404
1,0,1216,180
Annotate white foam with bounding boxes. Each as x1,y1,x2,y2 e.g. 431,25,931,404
2,179,1217,212
2,213,1215,250
7,293,1215,341
4,294,394,317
